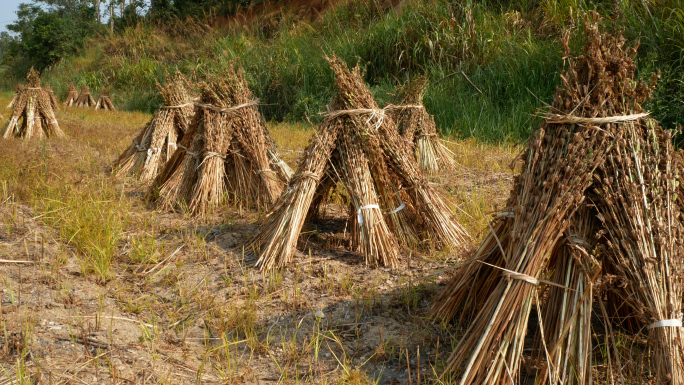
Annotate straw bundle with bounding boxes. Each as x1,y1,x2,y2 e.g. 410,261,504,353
594,116,684,384
387,76,456,173
433,19,612,384
43,83,60,111
7,84,24,109
533,205,600,385
95,89,116,111
64,83,78,106
248,56,470,271
429,212,512,324
113,72,194,181
433,14,684,384
147,66,290,216
557,19,683,383
1,67,65,139
75,85,96,107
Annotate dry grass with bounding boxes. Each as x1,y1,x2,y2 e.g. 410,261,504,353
0,90,527,384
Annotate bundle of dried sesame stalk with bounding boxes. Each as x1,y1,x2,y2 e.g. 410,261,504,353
114,72,194,181
387,76,456,173
436,17,613,384
534,205,600,385
249,56,470,271
95,88,116,111
75,85,96,108
429,213,512,324
2,67,64,139
434,14,684,384
64,83,78,107
147,65,290,216
595,116,684,384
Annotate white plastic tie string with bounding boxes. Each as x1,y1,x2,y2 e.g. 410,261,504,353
357,204,380,225
388,203,406,215
647,319,683,329
478,261,576,291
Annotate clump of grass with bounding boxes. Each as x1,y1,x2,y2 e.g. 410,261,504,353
36,181,129,281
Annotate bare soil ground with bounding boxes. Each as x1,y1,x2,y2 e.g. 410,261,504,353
0,96,517,384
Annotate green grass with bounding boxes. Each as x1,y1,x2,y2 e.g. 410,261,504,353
3,0,683,143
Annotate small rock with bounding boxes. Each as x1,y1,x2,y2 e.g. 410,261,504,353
313,310,324,319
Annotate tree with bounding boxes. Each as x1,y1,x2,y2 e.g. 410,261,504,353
6,1,100,70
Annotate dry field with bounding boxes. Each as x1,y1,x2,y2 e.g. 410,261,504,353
0,93,517,385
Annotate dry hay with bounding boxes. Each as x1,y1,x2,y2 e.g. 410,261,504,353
386,76,456,173
75,85,96,108
64,83,79,106
247,56,470,272
7,84,24,109
113,72,194,181
43,82,60,111
431,14,683,385
1,67,65,139
95,88,116,111
147,65,291,216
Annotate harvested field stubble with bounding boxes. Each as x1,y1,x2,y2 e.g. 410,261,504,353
0,89,515,384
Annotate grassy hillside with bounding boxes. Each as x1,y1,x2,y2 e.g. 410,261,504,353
3,0,684,143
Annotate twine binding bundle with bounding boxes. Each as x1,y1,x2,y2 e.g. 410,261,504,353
64,83,79,106
431,14,683,384
95,88,116,111
386,76,456,173
75,85,96,108
247,56,470,272
147,65,291,216
1,67,65,139
114,72,194,181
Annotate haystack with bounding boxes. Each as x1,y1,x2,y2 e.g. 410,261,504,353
147,65,292,216
386,76,456,173
7,84,24,109
431,15,684,385
247,56,470,272
95,89,115,111
43,83,60,111
64,83,78,106
75,85,96,107
114,72,194,181
1,68,65,139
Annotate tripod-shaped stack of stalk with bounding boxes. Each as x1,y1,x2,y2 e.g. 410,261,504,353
75,85,96,107
64,84,78,106
114,72,194,181
431,15,684,385
248,56,470,272
2,68,65,139
386,76,456,173
147,65,292,216
95,89,115,111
